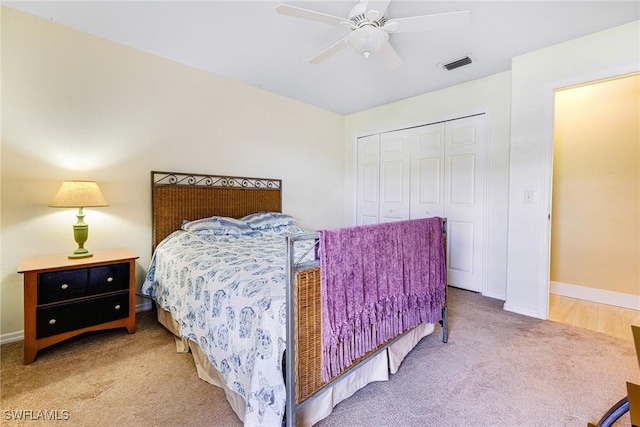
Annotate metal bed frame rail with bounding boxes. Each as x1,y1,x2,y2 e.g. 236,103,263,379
285,232,318,427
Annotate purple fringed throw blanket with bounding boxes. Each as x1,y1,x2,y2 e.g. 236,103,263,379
318,217,446,381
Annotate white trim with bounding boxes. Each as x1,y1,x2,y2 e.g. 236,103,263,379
0,331,24,345
0,302,154,346
480,109,491,297
539,62,640,320
550,281,640,311
351,134,359,226
539,81,556,320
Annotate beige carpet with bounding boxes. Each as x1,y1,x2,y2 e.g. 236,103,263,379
1,288,638,427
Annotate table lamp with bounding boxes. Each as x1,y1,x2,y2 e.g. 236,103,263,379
49,180,109,259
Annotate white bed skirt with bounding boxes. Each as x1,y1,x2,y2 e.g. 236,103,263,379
156,307,435,426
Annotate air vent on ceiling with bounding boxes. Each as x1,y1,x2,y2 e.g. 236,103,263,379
441,55,474,71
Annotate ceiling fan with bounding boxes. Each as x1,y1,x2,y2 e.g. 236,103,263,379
276,1,471,69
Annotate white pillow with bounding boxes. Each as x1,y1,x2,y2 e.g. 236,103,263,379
181,216,251,235
241,212,296,230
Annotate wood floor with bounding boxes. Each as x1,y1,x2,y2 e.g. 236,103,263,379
549,293,640,342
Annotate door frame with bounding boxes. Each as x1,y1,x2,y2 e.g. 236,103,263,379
538,63,639,319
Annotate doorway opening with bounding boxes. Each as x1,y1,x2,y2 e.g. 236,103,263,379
548,73,640,342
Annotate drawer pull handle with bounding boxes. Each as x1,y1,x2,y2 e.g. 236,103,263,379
61,284,69,290
114,304,121,310
49,318,57,325
107,277,114,283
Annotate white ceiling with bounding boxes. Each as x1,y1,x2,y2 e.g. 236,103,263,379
5,1,639,115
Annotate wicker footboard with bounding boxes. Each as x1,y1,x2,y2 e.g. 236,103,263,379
293,266,436,404
294,267,324,403
294,266,390,404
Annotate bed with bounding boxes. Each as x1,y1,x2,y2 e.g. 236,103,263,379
142,171,448,427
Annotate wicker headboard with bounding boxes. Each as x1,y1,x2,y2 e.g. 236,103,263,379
151,171,282,249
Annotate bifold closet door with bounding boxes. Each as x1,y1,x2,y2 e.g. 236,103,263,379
443,115,486,292
379,129,411,222
410,122,446,219
408,118,486,292
355,114,486,293
356,134,380,225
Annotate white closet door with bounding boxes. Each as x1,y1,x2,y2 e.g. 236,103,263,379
356,135,381,225
355,114,487,293
410,123,445,219
379,129,411,222
444,115,486,292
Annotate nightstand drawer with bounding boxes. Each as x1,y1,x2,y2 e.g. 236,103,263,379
38,269,89,304
37,263,129,304
89,263,129,294
36,292,130,339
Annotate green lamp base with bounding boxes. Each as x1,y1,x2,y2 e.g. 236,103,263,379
68,248,93,259
68,207,94,259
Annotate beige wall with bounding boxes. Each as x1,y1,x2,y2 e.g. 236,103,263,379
1,7,346,337
551,74,640,296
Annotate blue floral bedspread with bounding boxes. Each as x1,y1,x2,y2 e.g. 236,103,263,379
142,228,312,427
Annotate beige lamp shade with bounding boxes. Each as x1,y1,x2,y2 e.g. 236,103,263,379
49,180,108,259
49,180,109,208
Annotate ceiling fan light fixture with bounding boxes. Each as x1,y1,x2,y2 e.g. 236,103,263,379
348,25,389,58
276,2,471,69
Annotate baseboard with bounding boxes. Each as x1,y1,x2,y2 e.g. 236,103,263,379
0,302,155,346
550,281,640,311
0,331,24,345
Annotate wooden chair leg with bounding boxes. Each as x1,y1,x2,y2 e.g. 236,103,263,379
632,325,640,368
627,382,640,427
629,325,640,427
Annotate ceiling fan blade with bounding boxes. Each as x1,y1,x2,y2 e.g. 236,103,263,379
276,4,347,27
378,41,403,70
308,37,350,64
389,10,471,33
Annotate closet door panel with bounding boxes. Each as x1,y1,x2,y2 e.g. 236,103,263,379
448,153,476,205
448,220,474,273
356,135,381,225
444,115,486,292
410,123,445,218
416,157,441,203
380,130,410,222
